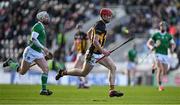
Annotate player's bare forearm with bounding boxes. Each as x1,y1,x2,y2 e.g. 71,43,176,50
170,43,176,53
32,38,45,50
92,35,103,53
32,38,51,55
146,39,154,50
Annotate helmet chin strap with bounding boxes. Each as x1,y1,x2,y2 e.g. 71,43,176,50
101,16,110,23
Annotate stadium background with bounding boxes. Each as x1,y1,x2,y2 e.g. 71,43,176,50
0,0,179,86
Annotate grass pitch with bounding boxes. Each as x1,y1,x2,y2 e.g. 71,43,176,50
0,85,180,105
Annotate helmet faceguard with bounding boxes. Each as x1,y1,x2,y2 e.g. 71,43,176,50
36,11,50,25
159,21,168,32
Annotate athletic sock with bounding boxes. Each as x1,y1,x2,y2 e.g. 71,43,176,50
41,73,48,90
159,81,162,86
109,85,115,90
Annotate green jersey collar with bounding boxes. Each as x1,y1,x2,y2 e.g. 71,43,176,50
38,21,45,29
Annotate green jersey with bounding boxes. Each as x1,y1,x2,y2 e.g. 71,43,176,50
128,49,137,62
151,32,173,55
30,22,46,52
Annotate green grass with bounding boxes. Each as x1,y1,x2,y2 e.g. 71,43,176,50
0,85,180,105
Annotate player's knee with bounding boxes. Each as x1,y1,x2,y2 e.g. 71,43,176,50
43,67,49,74
82,74,87,77
162,69,167,75
40,64,49,73
18,68,27,75
110,65,116,72
81,72,88,77
19,70,26,75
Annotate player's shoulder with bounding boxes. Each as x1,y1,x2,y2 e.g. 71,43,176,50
75,31,86,36
32,22,44,30
94,20,106,29
152,31,162,38
166,33,173,40
78,31,88,39
166,33,172,37
96,20,105,25
154,31,160,35
80,31,87,36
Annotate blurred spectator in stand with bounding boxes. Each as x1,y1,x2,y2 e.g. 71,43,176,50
169,22,177,34
0,0,104,62
54,30,66,70
127,44,138,86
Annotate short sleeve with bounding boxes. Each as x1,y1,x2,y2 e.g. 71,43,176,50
31,31,39,39
94,21,106,35
151,33,157,42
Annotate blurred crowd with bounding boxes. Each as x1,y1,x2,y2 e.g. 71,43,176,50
113,0,180,66
124,0,180,36
0,0,179,67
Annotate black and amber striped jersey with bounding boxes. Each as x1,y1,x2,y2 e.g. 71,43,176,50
89,20,107,54
74,31,88,54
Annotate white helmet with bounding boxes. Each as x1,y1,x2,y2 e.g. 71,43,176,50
36,11,49,21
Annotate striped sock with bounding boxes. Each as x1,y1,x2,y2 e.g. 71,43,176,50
109,85,115,90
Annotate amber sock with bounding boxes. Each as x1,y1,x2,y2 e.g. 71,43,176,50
109,85,115,91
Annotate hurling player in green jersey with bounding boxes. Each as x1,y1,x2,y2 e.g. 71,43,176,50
3,11,53,95
147,21,176,91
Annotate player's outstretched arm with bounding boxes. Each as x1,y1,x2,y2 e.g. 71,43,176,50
170,39,176,53
31,31,51,56
92,34,110,56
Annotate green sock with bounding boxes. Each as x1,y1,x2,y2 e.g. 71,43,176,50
41,73,48,90
9,62,19,71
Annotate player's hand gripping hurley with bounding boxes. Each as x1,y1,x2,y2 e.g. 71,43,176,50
96,37,134,63
139,40,161,64
30,52,53,67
